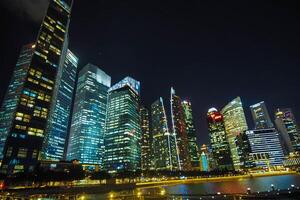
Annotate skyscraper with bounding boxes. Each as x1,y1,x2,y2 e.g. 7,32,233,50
275,108,300,153
104,77,141,173
151,98,178,171
0,44,35,160
250,101,273,129
170,88,192,171
207,108,233,170
42,49,78,161
221,97,248,170
246,128,284,168
140,106,152,171
182,99,200,170
0,0,73,174
67,64,111,168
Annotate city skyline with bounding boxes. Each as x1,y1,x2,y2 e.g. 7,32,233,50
1,1,300,146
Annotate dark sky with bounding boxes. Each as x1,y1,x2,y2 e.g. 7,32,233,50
1,0,300,145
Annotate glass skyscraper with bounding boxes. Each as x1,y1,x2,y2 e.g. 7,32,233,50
246,128,284,168
275,108,300,153
207,108,233,171
0,0,73,174
42,49,78,161
151,98,178,171
104,77,141,173
0,44,35,160
250,101,273,129
140,106,152,171
221,97,248,170
170,88,192,171
67,64,111,168
182,99,200,170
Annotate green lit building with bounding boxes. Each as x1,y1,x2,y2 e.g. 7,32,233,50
182,99,200,170
207,108,233,171
221,97,248,170
67,64,111,168
0,0,73,174
104,77,141,173
151,97,178,171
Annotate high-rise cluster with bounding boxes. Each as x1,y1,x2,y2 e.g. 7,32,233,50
0,0,299,175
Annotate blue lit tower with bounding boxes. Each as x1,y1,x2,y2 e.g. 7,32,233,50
67,64,111,168
41,49,78,161
151,97,179,171
250,101,273,129
0,44,35,160
0,0,73,174
104,77,141,173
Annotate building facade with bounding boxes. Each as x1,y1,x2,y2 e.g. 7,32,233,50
0,44,35,160
207,108,233,171
221,97,248,170
170,88,192,171
246,128,285,168
42,49,78,161
67,64,111,168
275,108,300,153
250,101,273,129
140,106,152,171
104,77,141,173
151,97,178,171
0,0,73,174
182,99,200,170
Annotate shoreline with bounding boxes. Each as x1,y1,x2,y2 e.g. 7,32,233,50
2,171,298,196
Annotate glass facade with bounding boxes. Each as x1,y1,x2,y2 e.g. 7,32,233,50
275,108,300,153
170,88,192,171
0,44,35,160
67,64,111,167
221,97,248,170
246,128,284,168
182,100,200,170
250,101,273,129
0,0,73,174
151,98,178,171
140,106,152,171
104,77,141,173
207,108,233,170
42,49,78,161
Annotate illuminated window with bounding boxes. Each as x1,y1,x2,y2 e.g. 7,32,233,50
17,148,27,158
6,147,13,157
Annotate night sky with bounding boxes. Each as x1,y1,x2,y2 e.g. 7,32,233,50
1,0,300,145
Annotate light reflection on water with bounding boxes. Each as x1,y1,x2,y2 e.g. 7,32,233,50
162,174,300,195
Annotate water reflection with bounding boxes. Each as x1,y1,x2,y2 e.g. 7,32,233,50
163,174,300,195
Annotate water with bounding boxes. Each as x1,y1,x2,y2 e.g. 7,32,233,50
8,174,300,199
161,174,300,195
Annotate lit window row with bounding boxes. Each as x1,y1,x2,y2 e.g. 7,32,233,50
15,112,31,123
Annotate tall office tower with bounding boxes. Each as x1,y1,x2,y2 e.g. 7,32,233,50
207,108,233,171
140,106,152,171
275,108,300,153
0,0,73,174
151,98,178,171
221,97,248,170
245,128,284,168
235,132,254,169
182,100,200,170
0,44,35,160
42,49,78,161
250,101,273,129
67,64,111,168
104,77,141,173
200,152,209,172
170,88,192,171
